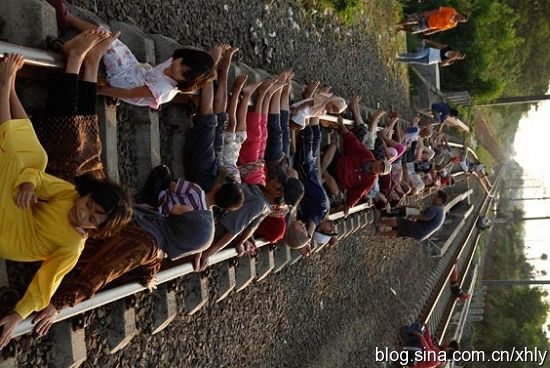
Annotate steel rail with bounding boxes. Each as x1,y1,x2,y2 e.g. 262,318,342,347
419,168,502,340
419,169,503,332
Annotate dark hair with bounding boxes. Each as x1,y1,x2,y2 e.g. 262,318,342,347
436,190,448,204
214,183,244,211
449,108,459,117
172,48,216,92
74,174,133,238
139,165,172,207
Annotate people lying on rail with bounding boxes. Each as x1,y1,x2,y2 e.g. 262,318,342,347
0,45,132,348
397,6,468,35
396,44,466,68
399,321,460,368
321,116,392,215
377,190,448,240
450,268,470,301
289,82,347,130
193,75,304,271
456,146,493,195
28,41,237,338
253,71,311,251
48,0,216,109
289,116,337,255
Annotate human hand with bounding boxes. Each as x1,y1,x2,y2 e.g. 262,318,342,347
244,240,257,257
0,312,22,349
32,304,59,337
145,276,158,293
14,182,37,209
195,252,210,272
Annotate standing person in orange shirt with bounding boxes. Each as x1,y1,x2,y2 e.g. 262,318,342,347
398,6,468,35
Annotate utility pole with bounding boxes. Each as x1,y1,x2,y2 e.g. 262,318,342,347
510,197,550,201
476,94,550,107
483,280,550,286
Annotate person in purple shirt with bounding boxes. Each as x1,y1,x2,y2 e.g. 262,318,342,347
377,191,448,240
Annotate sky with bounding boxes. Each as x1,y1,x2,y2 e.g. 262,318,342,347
513,86,550,277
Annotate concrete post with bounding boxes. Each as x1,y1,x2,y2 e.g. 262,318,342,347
50,319,87,368
255,247,275,282
106,299,137,354
234,256,256,292
183,273,209,315
273,243,292,273
0,0,57,48
151,283,178,335
214,260,237,303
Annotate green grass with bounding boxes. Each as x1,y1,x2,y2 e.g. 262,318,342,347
475,145,495,166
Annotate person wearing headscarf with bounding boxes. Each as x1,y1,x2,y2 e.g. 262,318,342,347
321,117,392,213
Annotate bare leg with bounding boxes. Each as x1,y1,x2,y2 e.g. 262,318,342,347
269,70,293,114
303,80,320,99
350,95,364,127
0,55,20,125
253,79,275,114
199,81,214,116
269,88,282,115
82,32,120,83
214,45,237,114
9,55,27,120
324,173,340,196
262,77,287,116
237,82,261,132
321,143,337,174
63,31,107,75
281,70,294,112
66,12,100,32
226,75,248,133
369,109,387,133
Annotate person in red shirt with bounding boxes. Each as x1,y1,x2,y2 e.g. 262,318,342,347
398,6,468,35
321,117,391,214
400,322,460,368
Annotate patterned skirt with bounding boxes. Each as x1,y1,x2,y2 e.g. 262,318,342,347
35,114,105,181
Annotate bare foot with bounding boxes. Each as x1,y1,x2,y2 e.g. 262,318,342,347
209,44,231,65
63,30,106,59
0,54,23,87
242,81,261,95
319,85,332,95
84,31,120,64
302,80,320,98
269,78,287,94
231,74,248,94
218,46,239,71
350,95,361,106
370,109,387,121
256,78,276,95
278,69,294,82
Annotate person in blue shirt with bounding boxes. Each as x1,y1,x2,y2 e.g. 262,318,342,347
431,102,458,124
377,190,448,240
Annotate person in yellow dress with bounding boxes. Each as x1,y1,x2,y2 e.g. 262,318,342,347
0,33,132,349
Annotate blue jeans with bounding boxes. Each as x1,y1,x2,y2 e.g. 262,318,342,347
296,125,330,225
265,110,290,162
183,112,227,192
397,48,430,65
